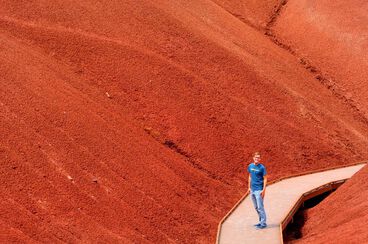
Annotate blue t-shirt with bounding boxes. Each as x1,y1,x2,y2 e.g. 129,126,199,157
248,163,267,191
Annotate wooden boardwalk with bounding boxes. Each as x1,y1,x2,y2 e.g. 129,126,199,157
217,163,366,244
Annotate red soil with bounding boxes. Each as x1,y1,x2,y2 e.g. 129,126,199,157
294,164,368,244
210,0,281,29
272,0,368,118
0,1,367,243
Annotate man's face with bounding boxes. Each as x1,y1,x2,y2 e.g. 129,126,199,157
253,155,261,163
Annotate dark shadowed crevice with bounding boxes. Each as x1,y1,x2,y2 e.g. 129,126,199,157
265,0,289,34
143,127,227,183
282,188,337,243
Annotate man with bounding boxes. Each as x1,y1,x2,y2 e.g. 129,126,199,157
247,152,267,229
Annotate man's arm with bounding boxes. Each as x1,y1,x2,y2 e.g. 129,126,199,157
261,175,267,198
248,174,251,193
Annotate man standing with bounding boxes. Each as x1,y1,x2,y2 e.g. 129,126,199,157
248,152,267,229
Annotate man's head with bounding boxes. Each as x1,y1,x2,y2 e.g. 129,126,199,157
253,152,261,164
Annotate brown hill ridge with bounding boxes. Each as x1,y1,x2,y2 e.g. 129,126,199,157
0,1,367,243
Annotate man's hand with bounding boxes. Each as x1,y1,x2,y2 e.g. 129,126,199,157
261,190,266,199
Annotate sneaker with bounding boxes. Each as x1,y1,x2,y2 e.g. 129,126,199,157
253,223,261,227
256,224,267,229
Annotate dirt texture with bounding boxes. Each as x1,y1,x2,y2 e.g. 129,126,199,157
0,1,367,243
293,164,368,244
272,0,368,119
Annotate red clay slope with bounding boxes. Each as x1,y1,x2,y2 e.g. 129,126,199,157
210,0,281,29
272,0,368,118
294,164,368,244
1,1,368,243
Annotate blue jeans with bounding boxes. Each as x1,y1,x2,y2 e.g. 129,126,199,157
250,190,267,226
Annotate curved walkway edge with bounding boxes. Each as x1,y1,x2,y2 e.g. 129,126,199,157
216,161,367,244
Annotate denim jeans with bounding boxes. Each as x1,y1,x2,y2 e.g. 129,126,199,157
250,190,267,226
